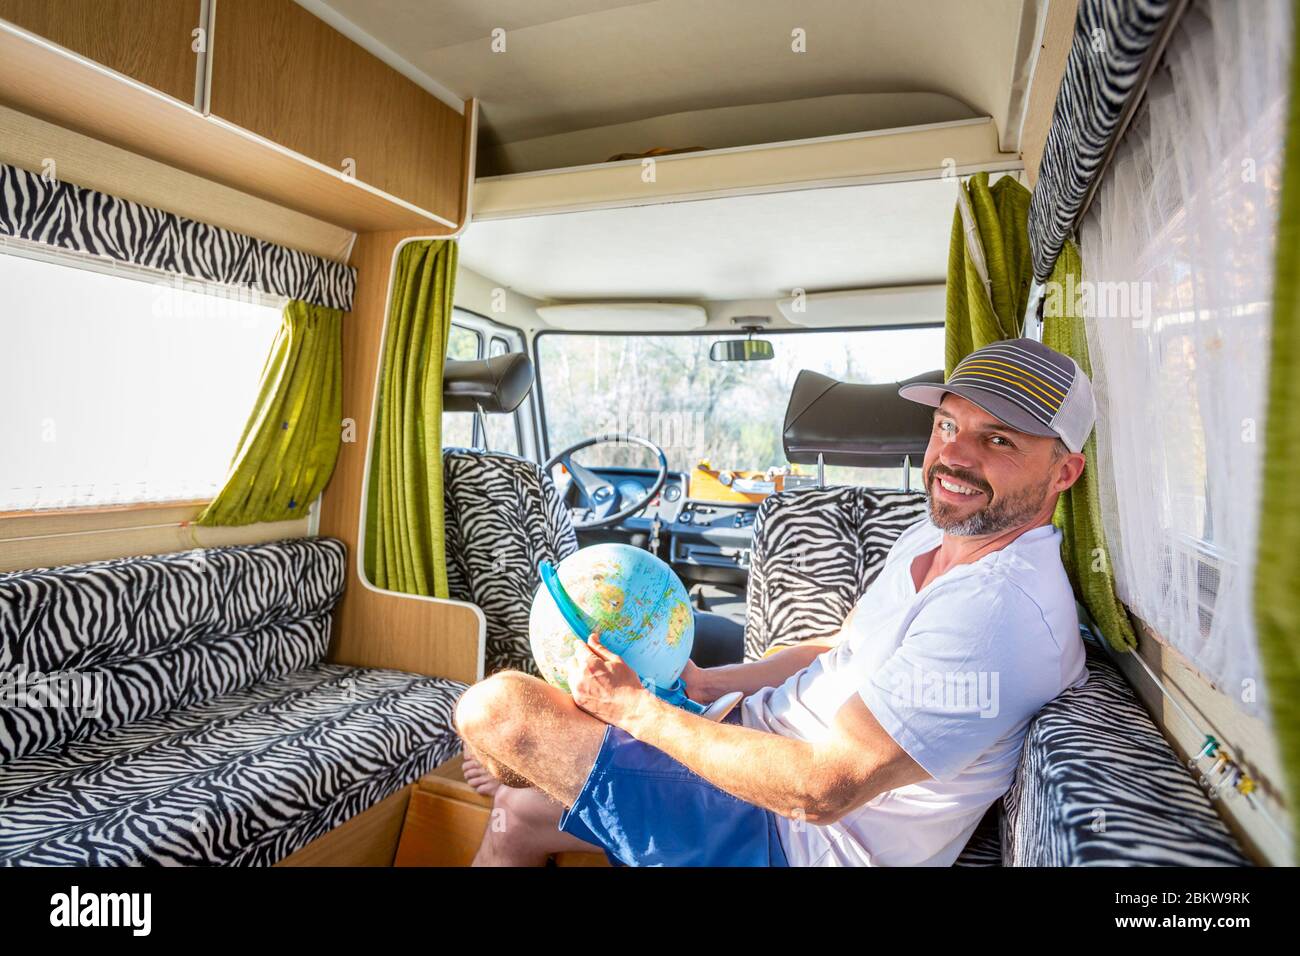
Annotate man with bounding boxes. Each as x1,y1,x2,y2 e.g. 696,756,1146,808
455,337,1093,866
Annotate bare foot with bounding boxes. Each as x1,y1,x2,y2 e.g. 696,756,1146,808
461,750,502,798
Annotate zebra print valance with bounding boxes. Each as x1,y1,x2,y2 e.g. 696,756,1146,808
1027,0,1179,282
0,162,356,311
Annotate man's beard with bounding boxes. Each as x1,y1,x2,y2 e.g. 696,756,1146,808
926,464,1051,536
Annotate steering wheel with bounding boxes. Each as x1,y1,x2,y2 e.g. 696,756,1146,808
543,434,669,531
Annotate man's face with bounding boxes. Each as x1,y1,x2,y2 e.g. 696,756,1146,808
922,394,1074,536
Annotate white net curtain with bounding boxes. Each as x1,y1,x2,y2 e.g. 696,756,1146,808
1079,0,1290,717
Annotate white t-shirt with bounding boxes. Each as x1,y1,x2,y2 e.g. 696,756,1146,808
741,515,1088,866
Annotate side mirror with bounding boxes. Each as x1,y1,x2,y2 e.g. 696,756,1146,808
710,338,774,362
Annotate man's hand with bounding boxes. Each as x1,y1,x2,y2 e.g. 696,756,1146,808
679,659,717,704
567,632,651,727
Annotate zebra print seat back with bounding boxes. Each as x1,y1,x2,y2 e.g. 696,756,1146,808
743,486,929,661
1002,626,1250,866
0,537,345,763
443,449,578,675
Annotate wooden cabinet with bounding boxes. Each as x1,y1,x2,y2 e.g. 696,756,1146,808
209,0,466,225
0,0,202,105
0,0,472,232
394,758,610,867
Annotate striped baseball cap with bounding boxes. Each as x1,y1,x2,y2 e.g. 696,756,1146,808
897,338,1096,453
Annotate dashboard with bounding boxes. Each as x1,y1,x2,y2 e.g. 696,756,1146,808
560,466,759,581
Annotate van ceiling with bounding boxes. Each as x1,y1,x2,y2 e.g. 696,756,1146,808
313,0,1044,176
456,177,961,301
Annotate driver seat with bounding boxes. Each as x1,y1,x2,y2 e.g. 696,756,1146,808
440,353,744,676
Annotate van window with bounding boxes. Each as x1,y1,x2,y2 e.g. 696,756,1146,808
441,322,523,455
486,336,522,456
442,323,482,450
0,248,281,512
536,326,943,487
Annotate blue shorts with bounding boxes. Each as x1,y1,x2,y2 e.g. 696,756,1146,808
557,706,790,867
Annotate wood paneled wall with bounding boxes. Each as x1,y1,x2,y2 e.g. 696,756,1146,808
1020,0,1079,187
0,0,469,232
0,104,354,262
0,2,479,681
0,502,307,573
318,228,483,686
0,0,202,104
210,0,465,224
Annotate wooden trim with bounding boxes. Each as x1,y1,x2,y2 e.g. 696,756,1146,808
1019,0,1078,188
472,118,1019,220
458,100,478,226
419,756,492,808
0,20,456,232
275,786,413,866
0,0,203,106
0,512,310,573
1099,610,1286,866
394,785,489,867
208,0,465,225
0,500,311,573
318,229,483,685
0,498,209,524
0,103,356,262
397,758,610,867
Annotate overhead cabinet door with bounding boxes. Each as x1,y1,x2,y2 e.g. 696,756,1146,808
208,0,465,225
0,0,203,105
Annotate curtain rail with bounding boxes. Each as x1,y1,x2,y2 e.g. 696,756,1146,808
1071,0,1192,233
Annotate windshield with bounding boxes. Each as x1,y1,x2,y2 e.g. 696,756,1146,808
536,326,943,489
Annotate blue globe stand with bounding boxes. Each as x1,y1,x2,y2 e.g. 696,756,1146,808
538,559,707,716
651,677,707,715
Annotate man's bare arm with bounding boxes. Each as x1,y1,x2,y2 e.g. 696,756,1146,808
569,631,926,823
623,686,928,822
686,603,862,702
686,641,832,701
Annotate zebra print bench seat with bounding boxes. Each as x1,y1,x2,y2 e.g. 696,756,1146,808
0,537,466,866
1001,623,1250,866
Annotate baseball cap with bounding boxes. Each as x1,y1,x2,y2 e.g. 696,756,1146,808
897,338,1096,453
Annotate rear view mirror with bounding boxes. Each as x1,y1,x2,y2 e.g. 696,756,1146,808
710,338,774,362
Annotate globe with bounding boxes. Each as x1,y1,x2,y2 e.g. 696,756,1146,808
530,543,695,696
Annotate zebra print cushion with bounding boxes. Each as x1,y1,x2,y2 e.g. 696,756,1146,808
1027,0,1177,281
443,448,578,675
0,663,466,866
0,537,347,762
0,162,356,310
743,485,929,661
1001,625,1249,866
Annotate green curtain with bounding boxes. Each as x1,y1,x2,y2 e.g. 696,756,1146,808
1042,241,1138,653
197,299,343,527
1255,9,1300,857
364,239,459,599
945,171,1034,373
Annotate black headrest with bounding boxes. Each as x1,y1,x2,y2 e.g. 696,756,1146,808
782,368,943,468
443,353,534,413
